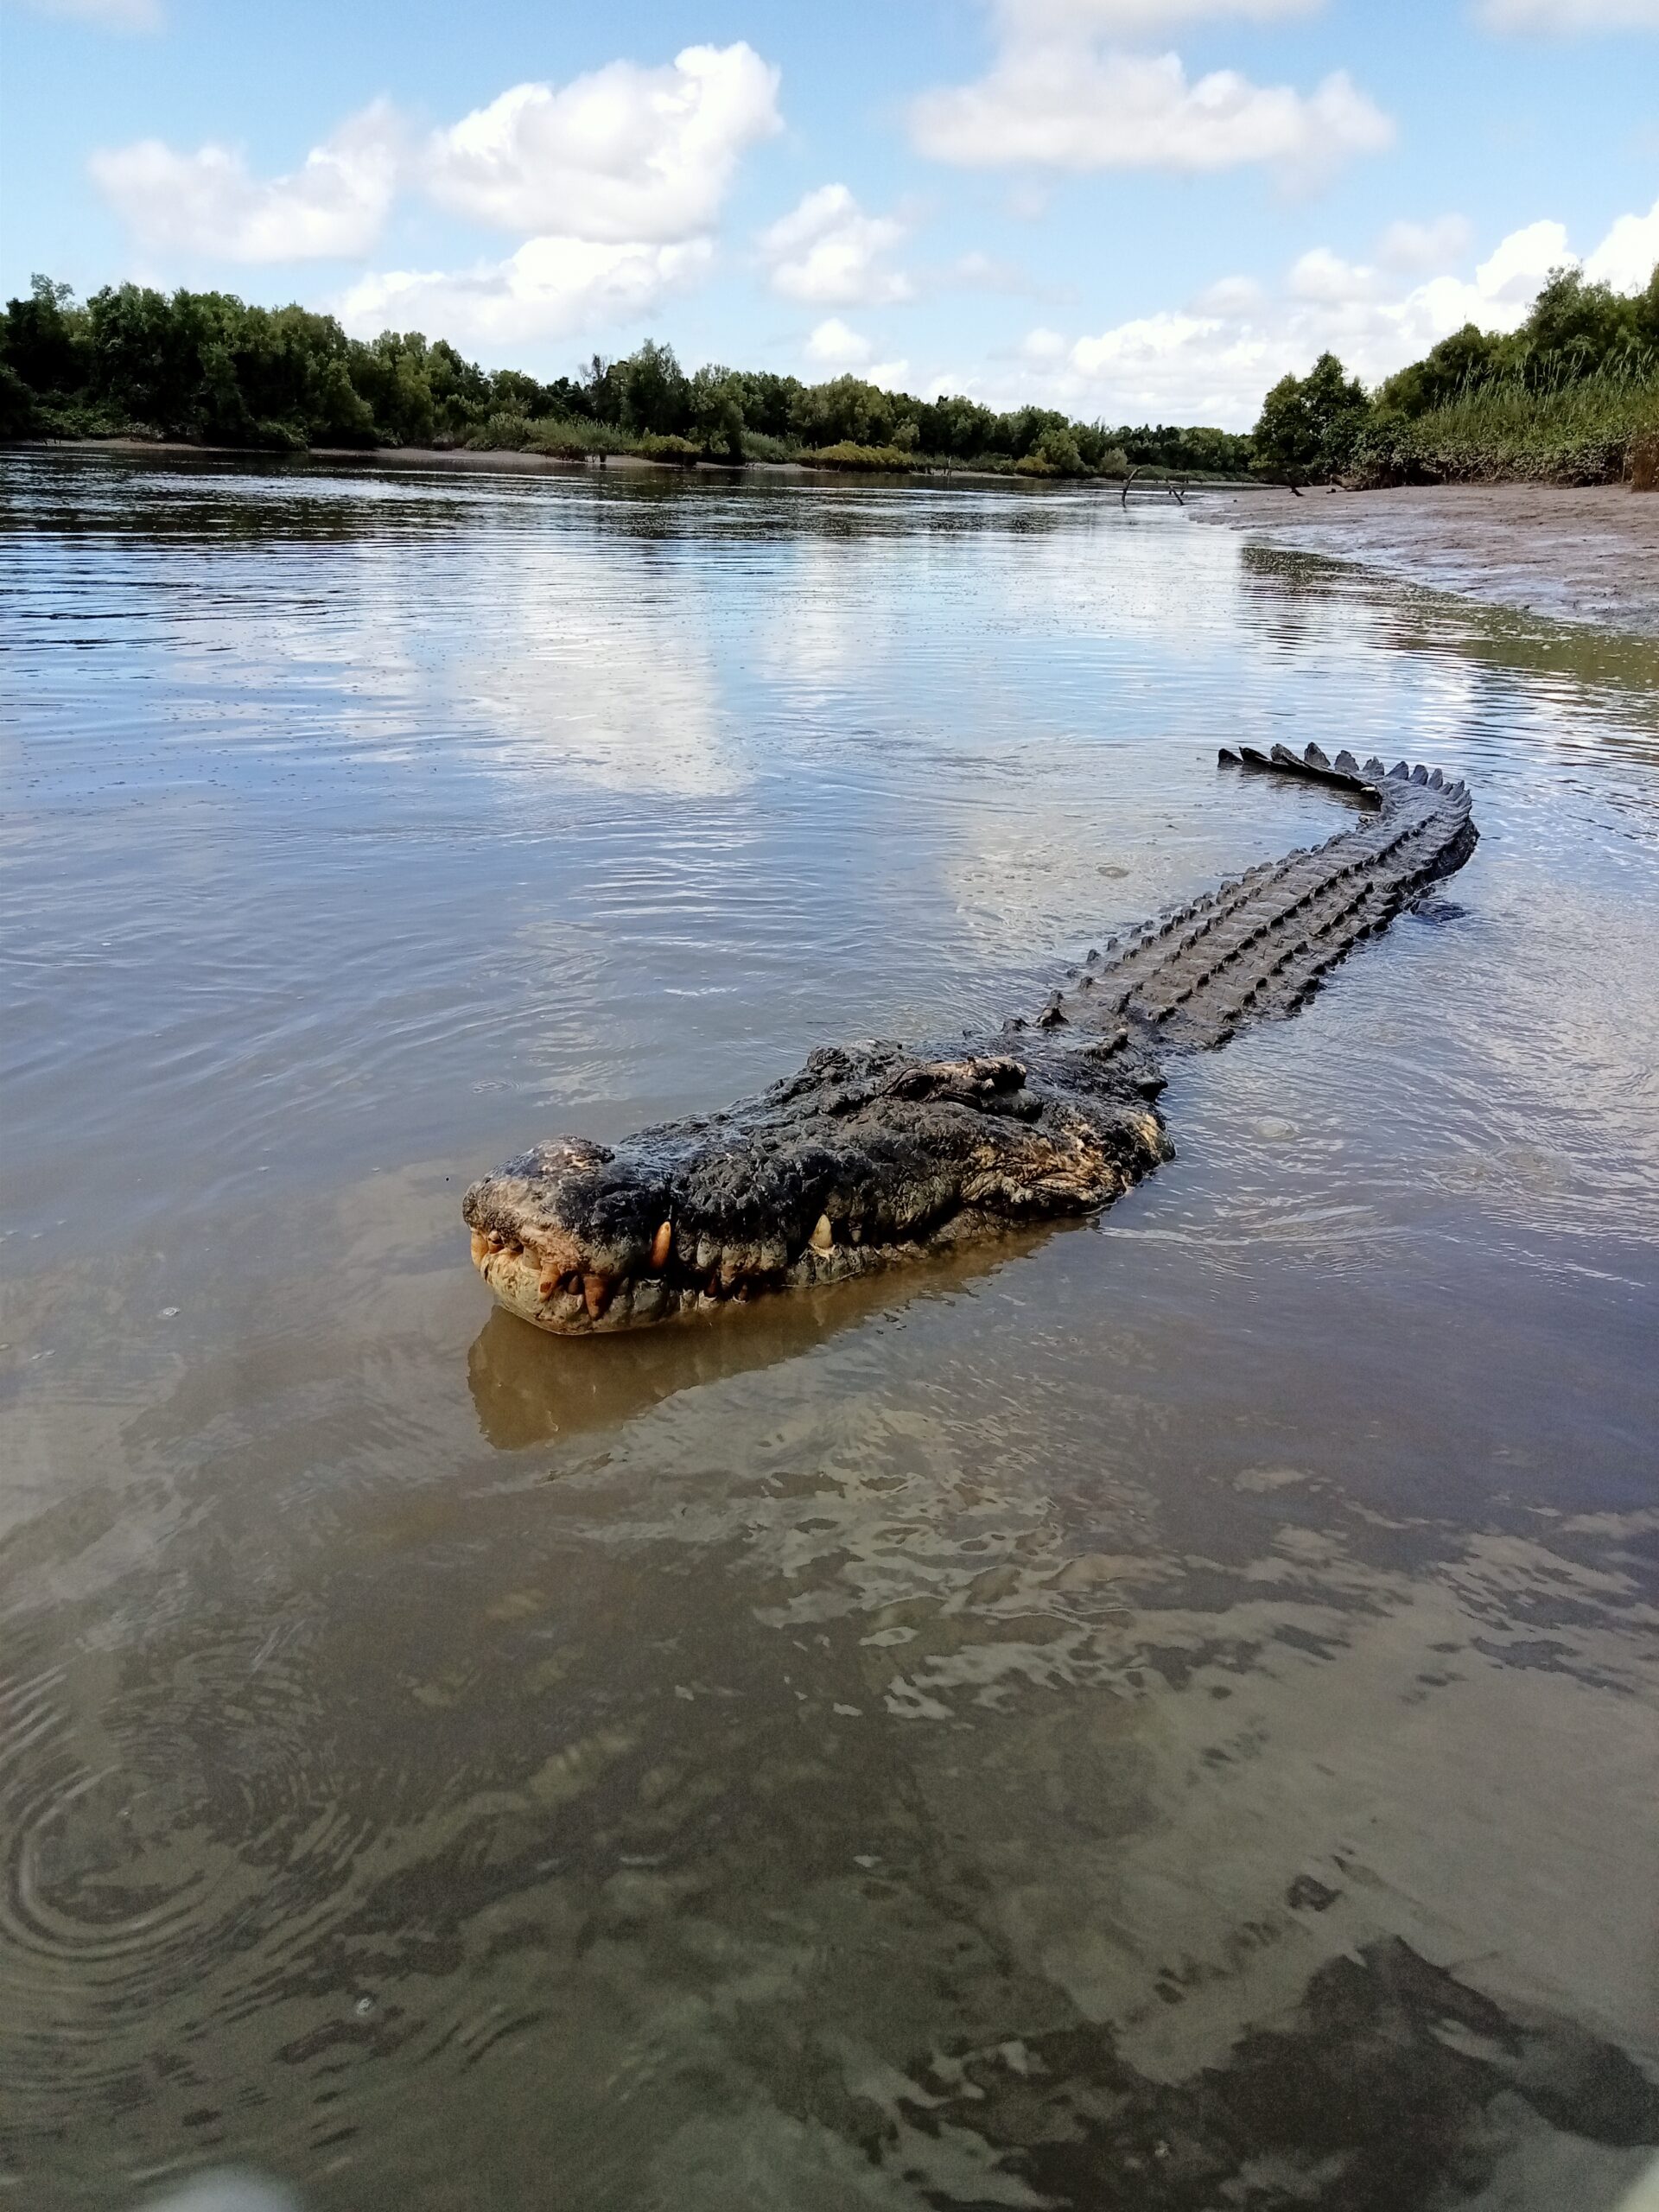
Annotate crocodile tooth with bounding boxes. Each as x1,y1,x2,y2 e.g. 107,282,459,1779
651,1220,673,1270
810,1213,835,1252
582,1275,612,1320
471,1230,490,1265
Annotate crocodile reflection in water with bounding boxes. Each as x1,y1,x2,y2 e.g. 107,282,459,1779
467,1221,1064,1447
464,747,1478,1335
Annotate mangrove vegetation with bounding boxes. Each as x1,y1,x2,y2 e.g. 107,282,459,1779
3,261,1656,486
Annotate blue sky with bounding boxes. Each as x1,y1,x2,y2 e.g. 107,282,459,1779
2,0,1656,425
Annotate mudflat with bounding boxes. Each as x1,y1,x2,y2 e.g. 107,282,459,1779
1192,480,1659,638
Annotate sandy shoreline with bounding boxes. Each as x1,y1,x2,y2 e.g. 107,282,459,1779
1190,482,1659,639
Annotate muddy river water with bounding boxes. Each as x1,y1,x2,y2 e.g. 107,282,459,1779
3,451,1656,2211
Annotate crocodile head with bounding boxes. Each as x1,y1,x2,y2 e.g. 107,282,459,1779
462,1039,1169,1334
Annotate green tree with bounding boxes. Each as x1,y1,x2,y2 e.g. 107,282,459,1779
1516,265,1641,384
1252,353,1370,480
791,375,896,448
617,340,690,435
1376,323,1505,419
3,275,85,397
688,365,746,461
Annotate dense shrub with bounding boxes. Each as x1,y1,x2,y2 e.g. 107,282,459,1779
524,416,632,460
799,442,919,472
1350,368,1659,486
636,432,702,465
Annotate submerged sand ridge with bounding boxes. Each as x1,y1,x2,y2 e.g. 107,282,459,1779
1193,482,1659,639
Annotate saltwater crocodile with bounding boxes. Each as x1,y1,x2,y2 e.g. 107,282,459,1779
465,747,1477,1333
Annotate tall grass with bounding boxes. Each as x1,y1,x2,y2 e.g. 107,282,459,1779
521,415,635,460
1357,363,1659,486
798,442,920,472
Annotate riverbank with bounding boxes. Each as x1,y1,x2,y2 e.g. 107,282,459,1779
11,435,1059,486
1192,481,1659,639
18,435,751,477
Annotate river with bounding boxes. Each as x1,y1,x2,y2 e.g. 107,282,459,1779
3,449,1656,2211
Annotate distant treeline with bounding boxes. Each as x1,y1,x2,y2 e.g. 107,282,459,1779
1255,262,1659,486
3,264,1656,487
0,276,1249,480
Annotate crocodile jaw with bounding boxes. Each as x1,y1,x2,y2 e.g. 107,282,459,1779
462,1046,1170,1335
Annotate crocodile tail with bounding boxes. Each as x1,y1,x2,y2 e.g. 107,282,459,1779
1030,743,1477,1052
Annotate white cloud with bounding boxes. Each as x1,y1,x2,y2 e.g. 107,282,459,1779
1477,0,1659,29
340,237,711,351
1471,217,1571,303
1288,245,1384,302
759,184,912,305
910,48,1392,179
803,316,874,368
92,45,779,268
422,43,780,243
90,103,402,261
1063,309,1268,417
1192,272,1268,314
997,198,1653,427
15,0,160,27
87,41,785,353
1584,194,1659,289
1376,214,1473,270
865,359,914,391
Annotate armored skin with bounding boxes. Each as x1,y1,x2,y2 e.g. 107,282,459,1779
465,748,1477,1333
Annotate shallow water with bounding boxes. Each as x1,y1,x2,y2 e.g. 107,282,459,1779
3,450,1656,2212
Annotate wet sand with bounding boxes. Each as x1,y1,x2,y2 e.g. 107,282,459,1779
1193,482,1659,639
